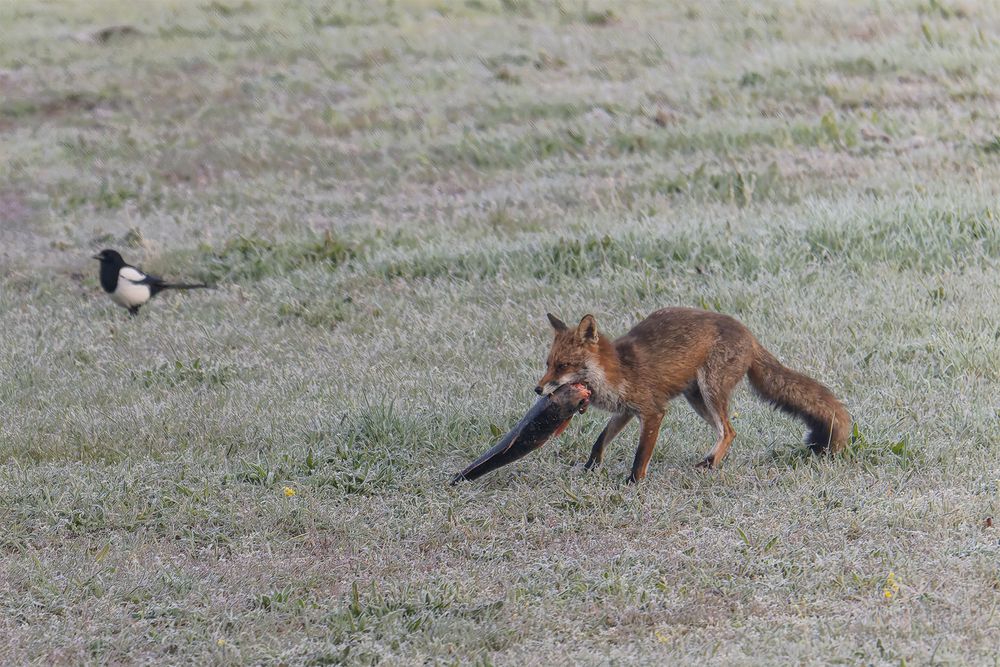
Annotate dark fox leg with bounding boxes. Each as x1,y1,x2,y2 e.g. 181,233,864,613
695,396,736,468
585,413,633,470
683,382,713,424
628,409,665,483
693,364,745,469
687,382,731,467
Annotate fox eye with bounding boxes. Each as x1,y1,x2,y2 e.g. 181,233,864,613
555,363,568,372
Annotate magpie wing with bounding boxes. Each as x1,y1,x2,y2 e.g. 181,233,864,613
120,265,166,287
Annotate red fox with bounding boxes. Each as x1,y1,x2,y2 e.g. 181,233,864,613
536,308,851,483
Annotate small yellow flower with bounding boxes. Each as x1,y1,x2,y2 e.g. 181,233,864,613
283,486,296,497
217,638,226,646
882,570,900,600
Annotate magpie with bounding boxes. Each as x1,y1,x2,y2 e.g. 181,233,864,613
93,248,210,316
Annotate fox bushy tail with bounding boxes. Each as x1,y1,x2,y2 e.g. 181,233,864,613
747,343,851,453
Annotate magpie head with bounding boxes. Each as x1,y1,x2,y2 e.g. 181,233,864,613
93,249,125,266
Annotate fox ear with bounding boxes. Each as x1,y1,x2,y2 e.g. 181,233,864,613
546,313,568,331
577,314,599,343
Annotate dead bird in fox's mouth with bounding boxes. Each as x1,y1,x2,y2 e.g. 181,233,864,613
452,383,591,484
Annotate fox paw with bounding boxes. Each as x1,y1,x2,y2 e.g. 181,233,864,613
695,456,715,470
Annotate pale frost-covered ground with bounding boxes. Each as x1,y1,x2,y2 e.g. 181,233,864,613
1,1,998,664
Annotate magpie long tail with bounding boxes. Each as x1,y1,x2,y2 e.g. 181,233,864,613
162,282,212,290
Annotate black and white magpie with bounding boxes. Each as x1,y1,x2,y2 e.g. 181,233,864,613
93,248,210,316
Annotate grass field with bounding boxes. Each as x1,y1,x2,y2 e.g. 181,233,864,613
2,0,1000,663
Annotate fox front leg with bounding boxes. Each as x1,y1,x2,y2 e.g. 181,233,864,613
628,410,665,484
585,413,633,471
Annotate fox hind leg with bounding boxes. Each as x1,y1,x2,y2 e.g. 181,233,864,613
683,383,713,424
585,413,633,470
693,366,742,469
687,378,735,468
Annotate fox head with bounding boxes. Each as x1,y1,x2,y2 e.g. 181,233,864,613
535,313,601,396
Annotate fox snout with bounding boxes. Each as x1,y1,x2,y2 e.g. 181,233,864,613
535,383,554,396
535,370,559,396
534,379,563,397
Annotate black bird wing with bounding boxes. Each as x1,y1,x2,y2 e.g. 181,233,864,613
120,265,169,295
123,264,208,294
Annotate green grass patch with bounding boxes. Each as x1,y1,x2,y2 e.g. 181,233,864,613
197,232,358,282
